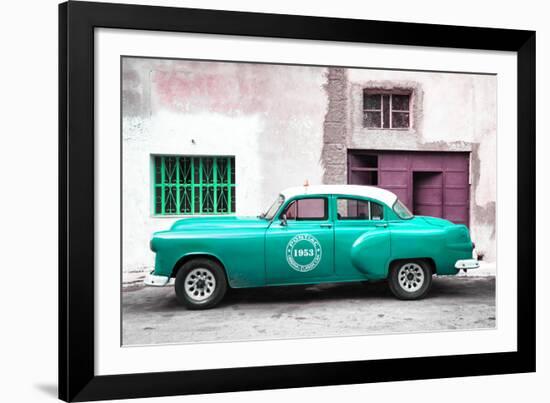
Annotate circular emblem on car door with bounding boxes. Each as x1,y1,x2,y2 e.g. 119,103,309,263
285,234,322,272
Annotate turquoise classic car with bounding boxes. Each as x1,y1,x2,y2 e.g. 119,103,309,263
146,185,479,309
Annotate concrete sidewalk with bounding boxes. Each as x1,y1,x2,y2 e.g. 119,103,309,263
122,276,496,346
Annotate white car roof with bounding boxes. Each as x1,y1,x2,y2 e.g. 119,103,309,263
280,185,398,207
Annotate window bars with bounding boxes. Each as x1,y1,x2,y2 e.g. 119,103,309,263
363,92,411,129
154,156,236,215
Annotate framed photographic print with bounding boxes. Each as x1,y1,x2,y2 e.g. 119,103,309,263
59,1,535,401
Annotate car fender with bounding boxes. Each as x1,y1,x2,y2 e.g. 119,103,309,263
350,229,391,279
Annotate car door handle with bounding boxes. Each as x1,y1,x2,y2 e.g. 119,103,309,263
375,223,388,228
320,223,333,228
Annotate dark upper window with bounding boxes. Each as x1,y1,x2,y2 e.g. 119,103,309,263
363,91,411,129
337,198,384,220
283,198,327,221
348,152,378,186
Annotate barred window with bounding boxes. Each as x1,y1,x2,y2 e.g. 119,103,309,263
363,91,411,129
153,156,235,215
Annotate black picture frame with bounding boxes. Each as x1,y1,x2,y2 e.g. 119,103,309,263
59,1,536,401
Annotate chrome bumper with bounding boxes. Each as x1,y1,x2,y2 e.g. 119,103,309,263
454,259,480,270
144,271,171,287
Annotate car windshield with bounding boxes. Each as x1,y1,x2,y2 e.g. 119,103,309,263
393,199,414,219
260,195,285,220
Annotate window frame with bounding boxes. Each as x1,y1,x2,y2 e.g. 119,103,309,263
152,155,236,216
278,196,330,222
335,196,386,221
392,199,414,220
363,89,412,130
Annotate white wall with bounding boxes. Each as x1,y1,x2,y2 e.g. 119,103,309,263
347,69,496,146
122,58,327,274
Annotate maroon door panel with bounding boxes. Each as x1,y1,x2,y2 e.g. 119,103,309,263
443,152,469,170
348,150,470,226
379,170,409,186
445,188,469,204
377,154,411,207
413,171,443,217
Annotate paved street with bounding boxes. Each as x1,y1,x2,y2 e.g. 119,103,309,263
122,276,495,346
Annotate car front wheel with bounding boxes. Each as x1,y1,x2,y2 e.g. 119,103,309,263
175,258,227,309
388,260,432,300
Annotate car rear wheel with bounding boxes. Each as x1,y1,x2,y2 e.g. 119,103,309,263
388,260,432,300
175,258,227,309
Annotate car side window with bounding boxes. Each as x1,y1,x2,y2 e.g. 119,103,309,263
284,198,327,221
370,202,384,220
337,198,384,220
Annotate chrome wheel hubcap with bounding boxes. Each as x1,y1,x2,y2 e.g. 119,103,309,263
184,268,216,301
398,263,424,292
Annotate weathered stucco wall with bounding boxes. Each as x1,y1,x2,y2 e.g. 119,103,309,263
322,68,497,261
122,58,497,279
122,58,328,275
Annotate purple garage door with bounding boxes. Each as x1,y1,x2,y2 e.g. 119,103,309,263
348,150,470,226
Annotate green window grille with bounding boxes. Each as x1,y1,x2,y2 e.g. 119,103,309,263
153,156,236,215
